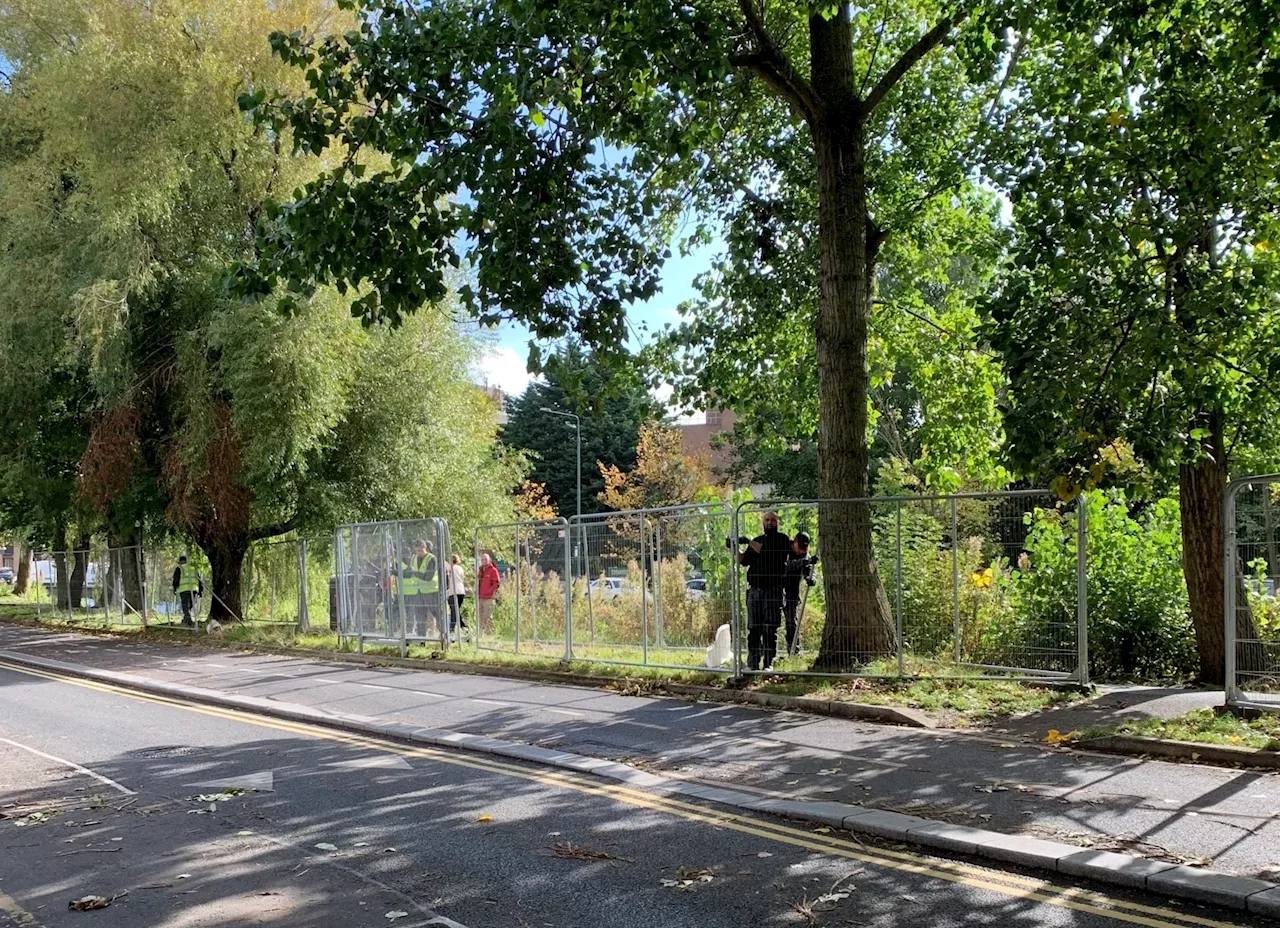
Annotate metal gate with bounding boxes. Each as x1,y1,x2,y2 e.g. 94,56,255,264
471,518,571,658
1224,475,1280,711
732,492,1088,682
334,517,451,654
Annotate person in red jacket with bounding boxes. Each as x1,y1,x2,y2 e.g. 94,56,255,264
476,551,500,636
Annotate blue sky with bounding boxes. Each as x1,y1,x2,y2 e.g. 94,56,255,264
474,242,717,400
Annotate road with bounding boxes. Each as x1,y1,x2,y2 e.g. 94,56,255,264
0,659,1272,928
0,625,1276,878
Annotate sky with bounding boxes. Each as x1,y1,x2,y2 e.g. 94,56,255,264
473,242,717,401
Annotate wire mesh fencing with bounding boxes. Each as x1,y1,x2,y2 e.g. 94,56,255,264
472,518,571,658
32,543,144,626
732,492,1086,681
1225,476,1280,711
334,518,451,654
568,503,736,671
241,537,333,629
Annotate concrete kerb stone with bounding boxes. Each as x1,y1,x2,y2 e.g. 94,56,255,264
2,647,1278,914
1079,735,1280,770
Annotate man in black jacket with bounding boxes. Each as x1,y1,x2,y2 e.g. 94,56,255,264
738,510,790,671
783,531,818,656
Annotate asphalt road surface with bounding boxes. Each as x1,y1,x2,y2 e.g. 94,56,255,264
0,661,1272,928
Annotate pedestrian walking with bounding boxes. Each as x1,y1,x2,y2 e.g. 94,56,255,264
446,553,469,637
737,510,790,671
783,531,819,655
476,551,500,636
171,554,203,627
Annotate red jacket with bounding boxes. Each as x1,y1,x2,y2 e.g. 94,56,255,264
477,562,500,600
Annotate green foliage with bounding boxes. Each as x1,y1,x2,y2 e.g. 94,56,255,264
500,344,660,516
1087,707,1280,752
1013,492,1197,681
983,0,1280,484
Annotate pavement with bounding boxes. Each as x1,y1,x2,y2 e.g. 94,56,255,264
0,625,1278,916
1,649,1277,928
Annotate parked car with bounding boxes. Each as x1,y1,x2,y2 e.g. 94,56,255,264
0,567,14,584
685,577,707,601
588,577,640,600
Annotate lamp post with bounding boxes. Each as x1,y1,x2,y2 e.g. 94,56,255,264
539,407,581,522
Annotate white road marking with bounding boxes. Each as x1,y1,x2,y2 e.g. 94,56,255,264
471,698,512,707
0,735,135,795
545,709,583,717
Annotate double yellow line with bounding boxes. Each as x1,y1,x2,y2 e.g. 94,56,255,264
0,659,1244,928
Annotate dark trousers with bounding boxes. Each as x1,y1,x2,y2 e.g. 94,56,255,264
746,587,783,671
180,591,195,625
783,597,800,655
448,594,468,631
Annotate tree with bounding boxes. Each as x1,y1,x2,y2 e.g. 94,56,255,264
982,0,1280,682
242,0,1015,669
599,423,714,511
501,345,660,517
0,0,522,619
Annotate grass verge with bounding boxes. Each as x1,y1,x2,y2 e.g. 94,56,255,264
1084,707,1280,751
0,605,1088,723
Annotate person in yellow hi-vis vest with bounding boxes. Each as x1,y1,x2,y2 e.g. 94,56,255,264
171,554,203,627
402,539,438,638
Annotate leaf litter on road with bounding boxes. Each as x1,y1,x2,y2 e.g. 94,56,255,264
549,841,630,863
660,866,715,889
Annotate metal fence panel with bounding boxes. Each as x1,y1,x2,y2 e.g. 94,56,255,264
1225,475,1280,710
568,503,735,672
733,492,1084,681
472,518,570,658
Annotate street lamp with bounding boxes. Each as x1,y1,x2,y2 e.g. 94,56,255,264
539,407,581,521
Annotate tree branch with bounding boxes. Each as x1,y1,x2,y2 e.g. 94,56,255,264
730,0,819,123
250,518,297,542
865,9,967,114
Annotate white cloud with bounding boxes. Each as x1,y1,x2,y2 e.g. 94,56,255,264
475,345,535,397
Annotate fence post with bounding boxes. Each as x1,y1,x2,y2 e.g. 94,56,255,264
1077,493,1090,687
298,539,309,631
730,505,742,680
393,525,407,658
562,518,572,662
951,497,960,664
513,523,522,654
137,547,147,627
654,517,665,650
896,499,906,675
640,513,649,667
1224,483,1238,707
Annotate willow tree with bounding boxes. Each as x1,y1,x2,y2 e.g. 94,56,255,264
241,0,1014,668
0,0,522,618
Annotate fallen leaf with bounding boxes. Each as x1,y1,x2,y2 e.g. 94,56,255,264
550,841,629,863
816,891,852,905
757,852,773,858
69,896,112,911
813,827,832,834
353,842,369,848
176,874,191,880
476,815,493,823
816,768,841,776
1042,729,1080,745
314,843,338,852
383,847,397,853
110,837,123,842
660,867,715,889
237,831,253,836
998,743,1017,749
785,780,800,786
384,911,409,921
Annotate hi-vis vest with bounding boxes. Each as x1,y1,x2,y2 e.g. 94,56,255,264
401,554,439,596
176,565,199,594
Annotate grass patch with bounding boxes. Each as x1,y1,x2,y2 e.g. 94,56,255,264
0,608,1087,722
1085,707,1280,751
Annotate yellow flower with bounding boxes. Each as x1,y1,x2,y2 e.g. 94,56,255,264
972,567,995,589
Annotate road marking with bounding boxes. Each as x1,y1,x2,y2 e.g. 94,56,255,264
0,735,135,796
0,890,44,927
545,709,582,717
470,698,512,707
0,659,1245,928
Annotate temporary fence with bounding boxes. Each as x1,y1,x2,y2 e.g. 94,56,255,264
471,518,572,658
32,544,149,627
243,537,333,630
731,492,1087,682
568,503,736,672
1224,475,1280,711
334,518,452,655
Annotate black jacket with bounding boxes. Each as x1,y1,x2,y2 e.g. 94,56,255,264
741,530,791,592
784,550,816,603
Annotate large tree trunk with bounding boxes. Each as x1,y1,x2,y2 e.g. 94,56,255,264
1180,420,1265,685
201,534,248,622
69,533,90,609
13,542,30,597
808,12,895,671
